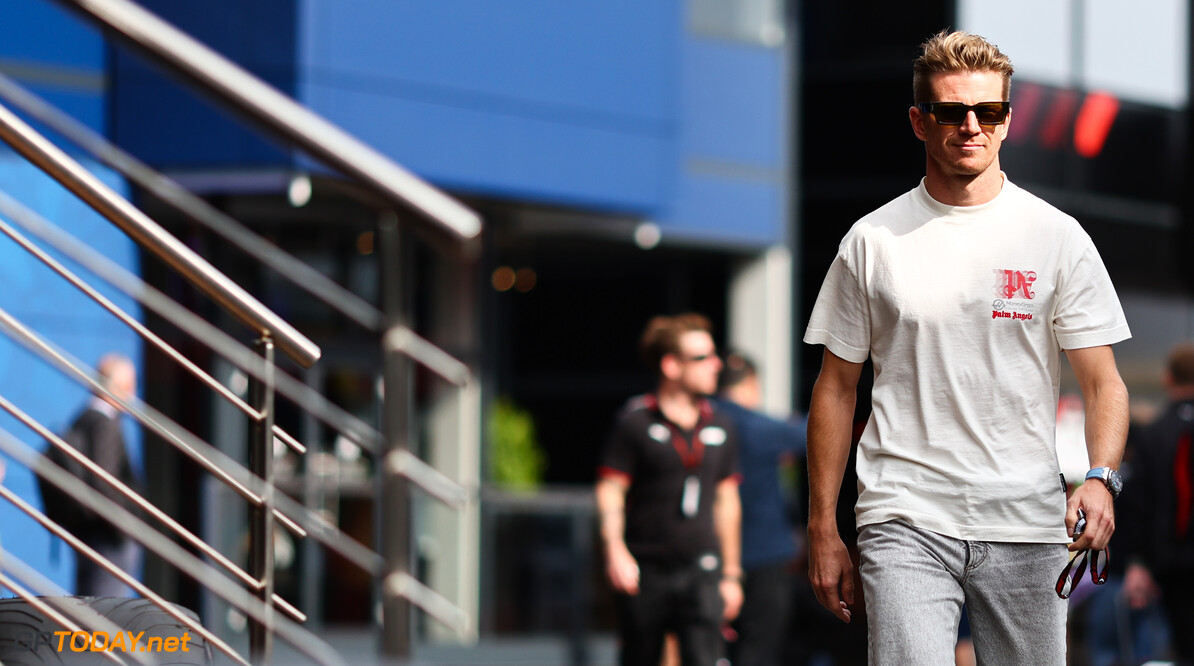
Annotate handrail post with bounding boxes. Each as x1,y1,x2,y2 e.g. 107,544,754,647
248,336,277,663
379,212,413,659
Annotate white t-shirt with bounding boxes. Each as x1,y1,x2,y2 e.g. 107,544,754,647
804,177,1131,543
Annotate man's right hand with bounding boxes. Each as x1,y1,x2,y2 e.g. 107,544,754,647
808,529,855,623
605,543,641,595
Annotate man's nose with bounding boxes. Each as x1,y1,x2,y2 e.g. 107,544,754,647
959,110,983,133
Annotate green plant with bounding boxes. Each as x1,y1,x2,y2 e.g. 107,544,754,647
487,396,545,490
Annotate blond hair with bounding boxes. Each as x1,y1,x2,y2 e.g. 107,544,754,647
913,30,1014,104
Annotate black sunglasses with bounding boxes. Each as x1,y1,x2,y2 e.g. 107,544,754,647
917,101,1010,126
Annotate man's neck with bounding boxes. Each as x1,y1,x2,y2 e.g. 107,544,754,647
656,385,703,430
923,165,1004,207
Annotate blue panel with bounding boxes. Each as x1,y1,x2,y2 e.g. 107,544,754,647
0,0,105,70
302,82,669,211
292,0,680,209
682,40,785,167
115,78,292,167
0,157,142,593
655,36,788,247
659,170,784,246
0,1,106,134
112,0,297,168
13,83,106,145
27,85,104,135
300,0,677,125
128,0,297,78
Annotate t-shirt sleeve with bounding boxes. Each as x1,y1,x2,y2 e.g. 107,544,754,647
719,420,741,483
597,415,636,482
1053,236,1131,350
803,250,871,363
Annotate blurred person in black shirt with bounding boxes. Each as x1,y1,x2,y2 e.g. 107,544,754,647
596,313,743,666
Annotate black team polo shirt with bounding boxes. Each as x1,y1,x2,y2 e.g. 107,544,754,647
598,394,741,567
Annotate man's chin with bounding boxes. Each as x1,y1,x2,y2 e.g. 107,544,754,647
940,161,993,179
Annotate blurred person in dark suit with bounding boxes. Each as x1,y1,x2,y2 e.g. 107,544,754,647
714,352,806,666
72,353,142,597
596,313,743,666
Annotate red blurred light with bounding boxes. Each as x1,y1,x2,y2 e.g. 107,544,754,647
1073,92,1120,159
1006,83,1044,144
1037,89,1079,150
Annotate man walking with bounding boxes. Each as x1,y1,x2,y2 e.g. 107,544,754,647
803,30,1131,664
72,353,141,597
596,313,743,666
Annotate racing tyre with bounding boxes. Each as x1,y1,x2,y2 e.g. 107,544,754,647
0,596,214,664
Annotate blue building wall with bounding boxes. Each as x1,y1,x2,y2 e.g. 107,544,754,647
660,36,788,246
114,0,788,246
0,2,143,593
112,0,298,167
295,0,679,212
0,0,108,133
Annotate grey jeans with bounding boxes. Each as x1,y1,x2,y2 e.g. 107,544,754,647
857,520,1069,666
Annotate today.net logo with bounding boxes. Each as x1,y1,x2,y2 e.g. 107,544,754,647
16,630,193,653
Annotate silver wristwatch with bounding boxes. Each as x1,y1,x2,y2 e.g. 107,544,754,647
1085,467,1122,499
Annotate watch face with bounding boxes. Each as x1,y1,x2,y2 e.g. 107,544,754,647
1108,470,1123,495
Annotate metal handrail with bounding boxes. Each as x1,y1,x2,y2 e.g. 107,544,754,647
0,0,484,659
0,307,386,575
0,71,384,333
0,99,320,368
0,190,469,505
0,182,378,449
54,0,482,250
0,549,170,666
0,489,249,666
0,305,307,538
0,392,306,622
0,567,147,666
0,431,344,666
0,213,304,455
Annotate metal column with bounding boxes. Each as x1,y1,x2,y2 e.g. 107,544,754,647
248,337,277,663
379,212,414,658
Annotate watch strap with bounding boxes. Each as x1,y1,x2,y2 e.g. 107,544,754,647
1085,467,1121,498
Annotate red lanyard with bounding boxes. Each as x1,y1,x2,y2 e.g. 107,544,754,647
668,422,705,470
645,395,711,470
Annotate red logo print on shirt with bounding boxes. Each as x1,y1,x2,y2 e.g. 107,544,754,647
994,269,1037,300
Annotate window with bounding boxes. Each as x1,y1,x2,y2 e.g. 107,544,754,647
689,0,786,47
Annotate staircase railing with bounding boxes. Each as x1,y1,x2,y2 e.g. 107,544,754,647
0,0,484,662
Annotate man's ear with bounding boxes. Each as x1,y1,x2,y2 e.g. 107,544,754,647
910,105,928,140
660,354,683,381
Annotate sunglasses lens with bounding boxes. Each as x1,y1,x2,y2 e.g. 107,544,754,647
933,103,966,124
925,102,1008,125
974,103,1009,124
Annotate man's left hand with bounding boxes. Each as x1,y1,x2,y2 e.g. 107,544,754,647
1067,479,1115,551
719,578,743,622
